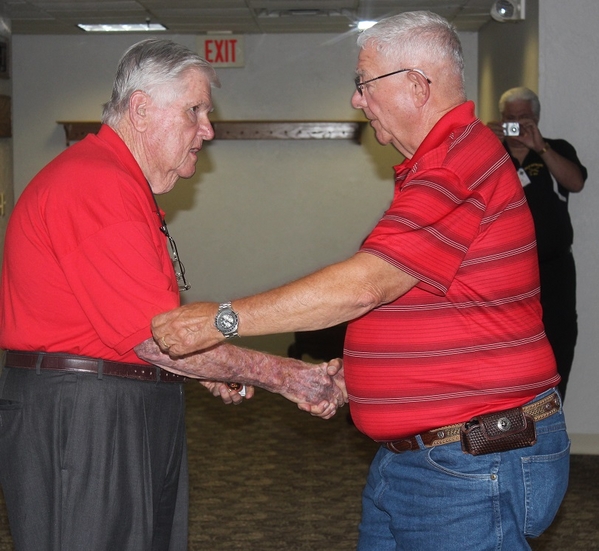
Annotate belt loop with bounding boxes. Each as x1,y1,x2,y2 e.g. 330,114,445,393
156,367,161,383
97,359,103,380
35,353,44,375
555,387,564,410
0,351,6,394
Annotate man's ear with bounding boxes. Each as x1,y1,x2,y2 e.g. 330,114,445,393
129,90,149,131
407,70,431,108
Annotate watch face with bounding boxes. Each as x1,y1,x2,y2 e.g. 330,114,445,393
219,313,236,330
216,308,238,334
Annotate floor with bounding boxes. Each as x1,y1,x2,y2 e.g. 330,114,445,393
1,382,598,550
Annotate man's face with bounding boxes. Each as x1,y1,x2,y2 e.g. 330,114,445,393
501,99,538,147
501,99,536,124
144,69,214,194
351,46,412,156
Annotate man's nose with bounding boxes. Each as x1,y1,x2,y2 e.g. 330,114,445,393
351,89,366,109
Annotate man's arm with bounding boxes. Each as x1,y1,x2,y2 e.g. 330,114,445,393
134,338,347,417
152,251,418,356
504,118,585,192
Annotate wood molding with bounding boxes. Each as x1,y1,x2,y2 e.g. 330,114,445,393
212,121,365,142
0,95,11,138
57,120,366,146
57,121,101,146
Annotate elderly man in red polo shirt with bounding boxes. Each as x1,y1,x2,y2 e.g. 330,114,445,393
145,11,569,551
0,38,344,551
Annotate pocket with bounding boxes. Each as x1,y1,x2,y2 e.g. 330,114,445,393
0,399,22,410
0,399,23,473
522,436,570,537
0,398,22,433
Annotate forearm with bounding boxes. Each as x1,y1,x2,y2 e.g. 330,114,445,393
237,255,386,336
134,338,343,405
151,252,418,356
540,147,585,192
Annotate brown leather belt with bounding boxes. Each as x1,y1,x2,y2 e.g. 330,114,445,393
384,392,561,453
4,350,186,384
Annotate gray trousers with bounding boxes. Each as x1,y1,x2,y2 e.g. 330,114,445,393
0,366,189,551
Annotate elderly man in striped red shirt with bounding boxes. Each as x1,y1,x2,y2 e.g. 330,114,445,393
145,11,569,551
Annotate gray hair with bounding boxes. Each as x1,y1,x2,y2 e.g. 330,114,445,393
499,87,541,119
357,11,464,86
102,38,220,126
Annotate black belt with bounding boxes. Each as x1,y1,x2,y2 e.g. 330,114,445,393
4,350,186,383
384,392,560,454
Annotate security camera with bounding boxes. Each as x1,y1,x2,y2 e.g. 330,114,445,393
490,0,526,22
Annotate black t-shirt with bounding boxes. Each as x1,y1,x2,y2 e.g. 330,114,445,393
505,138,588,263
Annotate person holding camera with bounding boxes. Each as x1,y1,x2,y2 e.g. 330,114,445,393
488,87,587,400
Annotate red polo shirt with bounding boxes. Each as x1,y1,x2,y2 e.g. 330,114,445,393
0,125,179,364
344,102,558,441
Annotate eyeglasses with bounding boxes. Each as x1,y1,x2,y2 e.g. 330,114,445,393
354,68,432,96
158,220,191,292
148,183,191,292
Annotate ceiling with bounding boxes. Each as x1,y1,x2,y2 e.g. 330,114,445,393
2,0,495,35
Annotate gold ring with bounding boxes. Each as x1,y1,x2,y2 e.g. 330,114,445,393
160,337,170,350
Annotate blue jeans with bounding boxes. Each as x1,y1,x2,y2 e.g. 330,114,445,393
357,389,570,551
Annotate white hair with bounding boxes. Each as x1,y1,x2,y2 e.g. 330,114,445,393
357,11,465,88
499,87,541,119
102,38,220,127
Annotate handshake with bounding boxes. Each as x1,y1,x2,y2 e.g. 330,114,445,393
134,338,347,419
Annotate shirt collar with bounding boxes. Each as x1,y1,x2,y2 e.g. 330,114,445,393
97,124,154,207
394,101,476,177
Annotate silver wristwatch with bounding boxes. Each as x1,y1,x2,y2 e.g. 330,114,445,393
214,302,239,339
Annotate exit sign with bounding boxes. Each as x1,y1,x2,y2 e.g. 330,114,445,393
197,35,244,68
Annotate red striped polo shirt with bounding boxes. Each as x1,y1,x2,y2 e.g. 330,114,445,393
344,102,559,441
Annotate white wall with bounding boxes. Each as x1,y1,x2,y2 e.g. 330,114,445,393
0,12,12,264
477,0,539,123
12,31,477,302
10,21,598,449
538,0,599,451
479,0,599,451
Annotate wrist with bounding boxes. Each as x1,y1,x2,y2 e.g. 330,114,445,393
537,143,550,155
214,302,239,339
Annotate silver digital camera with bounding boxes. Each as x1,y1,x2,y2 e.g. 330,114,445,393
502,122,520,136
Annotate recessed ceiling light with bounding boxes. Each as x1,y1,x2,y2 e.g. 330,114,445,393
357,20,377,30
78,23,167,32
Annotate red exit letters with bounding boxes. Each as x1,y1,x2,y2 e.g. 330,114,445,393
203,38,238,64
197,36,244,67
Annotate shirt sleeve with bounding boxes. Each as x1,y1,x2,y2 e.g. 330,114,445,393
548,138,588,182
361,167,486,295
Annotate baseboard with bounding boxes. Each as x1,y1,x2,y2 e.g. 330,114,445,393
569,433,599,455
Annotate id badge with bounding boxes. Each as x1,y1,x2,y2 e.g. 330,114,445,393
517,167,531,187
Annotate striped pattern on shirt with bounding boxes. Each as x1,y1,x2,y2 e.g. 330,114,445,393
344,102,558,441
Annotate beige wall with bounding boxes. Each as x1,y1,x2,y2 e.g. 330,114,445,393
477,0,599,450
538,0,599,451
0,11,12,265
11,31,478,304
8,8,599,448
478,0,539,123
